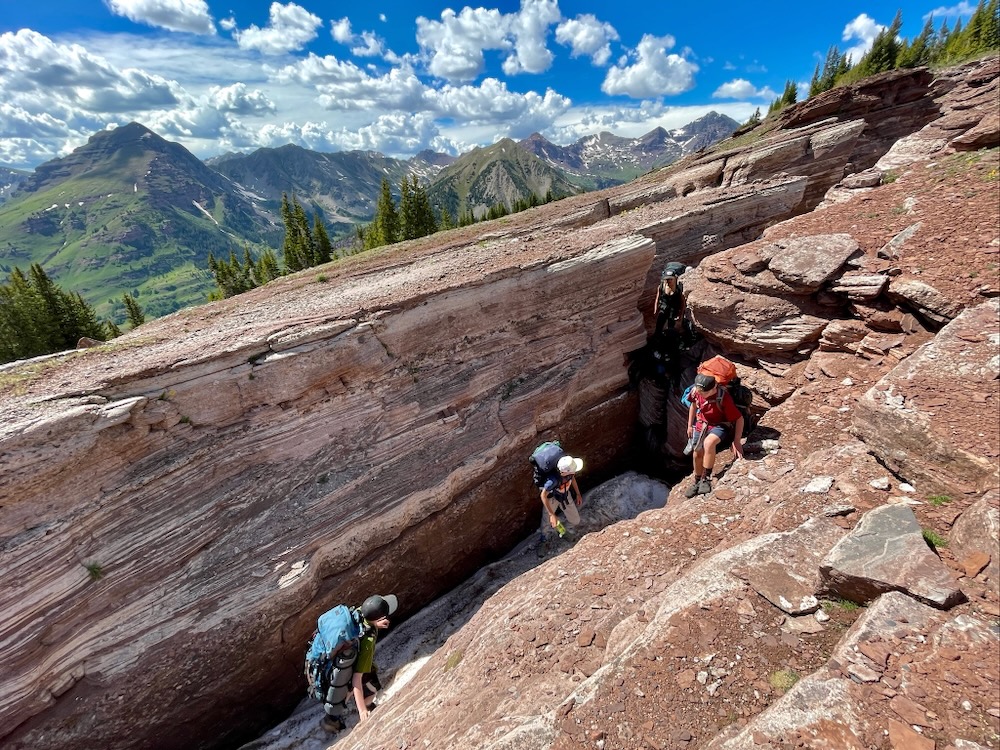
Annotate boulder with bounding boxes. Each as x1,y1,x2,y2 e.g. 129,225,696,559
767,234,861,292
732,516,844,614
820,504,966,609
852,299,1000,494
950,490,1000,592
887,277,963,328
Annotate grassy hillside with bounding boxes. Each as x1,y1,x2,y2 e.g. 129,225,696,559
0,124,278,321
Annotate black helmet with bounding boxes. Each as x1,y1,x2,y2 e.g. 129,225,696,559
360,594,398,621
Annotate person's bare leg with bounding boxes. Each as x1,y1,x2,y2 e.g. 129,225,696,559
702,433,722,477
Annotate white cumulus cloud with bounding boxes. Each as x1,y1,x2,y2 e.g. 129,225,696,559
331,18,353,44
502,0,561,75
602,34,698,98
104,0,216,35
0,29,181,113
315,66,428,112
712,78,776,100
428,77,570,138
923,2,976,21
231,2,323,55
842,13,886,65
416,6,510,82
555,14,619,66
207,83,276,115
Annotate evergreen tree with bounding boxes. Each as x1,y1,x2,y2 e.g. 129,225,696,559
312,215,332,265
279,193,301,272
808,63,822,97
122,293,145,329
816,45,844,94
0,264,105,364
66,291,105,342
399,175,416,240
438,206,455,230
256,247,281,283
853,11,903,78
365,178,400,249
411,176,437,237
899,16,936,67
289,199,314,271
982,0,1000,49
105,320,123,339
29,262,67,351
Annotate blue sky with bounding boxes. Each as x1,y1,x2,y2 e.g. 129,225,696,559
0,0,981,169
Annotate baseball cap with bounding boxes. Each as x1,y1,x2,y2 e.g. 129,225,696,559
694,373,717,391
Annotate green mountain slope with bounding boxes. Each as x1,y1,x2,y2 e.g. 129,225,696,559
0,123,277,320
426,138,578,219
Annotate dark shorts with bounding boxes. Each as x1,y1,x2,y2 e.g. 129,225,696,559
360,669,381,698
693,424,732,449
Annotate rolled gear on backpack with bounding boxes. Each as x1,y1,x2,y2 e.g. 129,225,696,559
305,605,363,703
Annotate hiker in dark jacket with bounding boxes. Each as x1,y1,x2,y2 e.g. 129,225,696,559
653,267,686,336
684,374,744,497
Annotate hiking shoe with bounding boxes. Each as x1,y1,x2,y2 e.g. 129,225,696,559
696,478,712,495
321,716,345,733
683,480,701,499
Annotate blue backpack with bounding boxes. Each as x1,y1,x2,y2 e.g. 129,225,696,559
305,605,363,702
529,441,565,490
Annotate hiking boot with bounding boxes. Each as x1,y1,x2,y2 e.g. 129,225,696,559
321,715,345,733
696,478,713,495
683,480,701,499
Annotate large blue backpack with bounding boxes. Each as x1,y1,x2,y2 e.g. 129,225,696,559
305,605,363,702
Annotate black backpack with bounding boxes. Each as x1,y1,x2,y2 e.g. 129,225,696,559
661,261,687,279
529,441,565,490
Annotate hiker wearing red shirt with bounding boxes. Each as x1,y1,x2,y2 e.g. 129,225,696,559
684,373,744,497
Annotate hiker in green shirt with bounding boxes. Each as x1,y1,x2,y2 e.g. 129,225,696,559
351,594,397,723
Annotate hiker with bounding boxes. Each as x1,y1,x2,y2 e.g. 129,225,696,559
306,593,398,733
540,454,584,538
653,265,686,337
350,594,396,725
684,373,744,497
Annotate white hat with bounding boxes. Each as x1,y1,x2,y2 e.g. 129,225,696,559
557,455,583,475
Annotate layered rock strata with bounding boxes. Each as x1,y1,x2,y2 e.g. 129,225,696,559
1,57,997,750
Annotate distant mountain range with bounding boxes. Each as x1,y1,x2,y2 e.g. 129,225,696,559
0,113,738,321
520,112,739,189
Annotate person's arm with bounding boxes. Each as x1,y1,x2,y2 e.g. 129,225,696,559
732,415,745,459
570,476,582,506
352,671,369,722
687,400,697,437
722,392,744,459
653,285,661,316
540,489,559,527
676,293,687,326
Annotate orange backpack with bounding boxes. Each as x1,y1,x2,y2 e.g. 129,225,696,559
697,355,738,386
